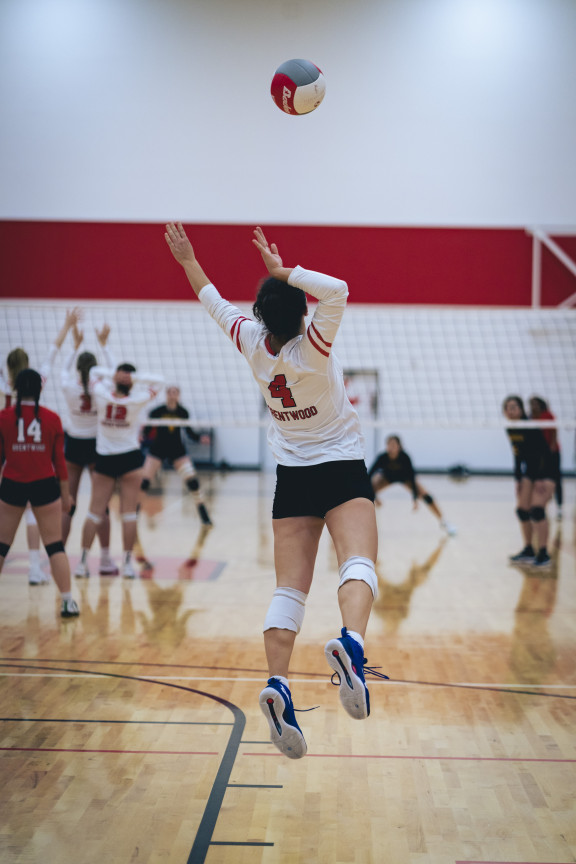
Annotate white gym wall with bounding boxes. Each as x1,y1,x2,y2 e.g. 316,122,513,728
1,0,575,225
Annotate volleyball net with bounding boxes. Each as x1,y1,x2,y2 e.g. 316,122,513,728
1,299,575,472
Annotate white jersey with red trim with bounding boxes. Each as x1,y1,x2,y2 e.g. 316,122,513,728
199,265,364,466
60,347,115,438
89,367,164,455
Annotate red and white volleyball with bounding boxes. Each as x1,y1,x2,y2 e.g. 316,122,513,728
270,59,326,115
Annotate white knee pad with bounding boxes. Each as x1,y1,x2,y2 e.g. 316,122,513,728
263,586,308,634
25,508,38,527
121,511,138,523
87,511,102,525
339,556,378,600
177,462,196,479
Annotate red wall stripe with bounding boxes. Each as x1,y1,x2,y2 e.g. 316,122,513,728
0,220,573,306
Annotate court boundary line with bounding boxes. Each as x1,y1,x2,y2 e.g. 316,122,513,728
0,662,273,863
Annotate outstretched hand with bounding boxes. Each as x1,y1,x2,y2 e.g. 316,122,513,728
96,323,111,347
165,222,197,266
252,227,284,275
72,325,83,351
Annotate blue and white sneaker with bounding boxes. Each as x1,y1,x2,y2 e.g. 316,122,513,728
259,677,307,760
325,628,389,720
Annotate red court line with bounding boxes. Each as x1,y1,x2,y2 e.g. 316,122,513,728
1,747,218,755
243,752,575,763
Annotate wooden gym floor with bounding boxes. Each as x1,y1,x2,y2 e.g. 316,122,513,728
0,471,575,864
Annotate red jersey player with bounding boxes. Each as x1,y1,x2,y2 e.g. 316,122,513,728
0,369,79,617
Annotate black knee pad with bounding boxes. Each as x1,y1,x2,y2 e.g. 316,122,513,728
69,503,76,518
529,506,546,523
45,540,65,557
186,476,200,492
0,541,11,558
422,493,434,505
516,508,530,522
141,478,151,492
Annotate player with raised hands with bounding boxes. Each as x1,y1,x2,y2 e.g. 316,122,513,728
165,221,387,760
75,362,164,580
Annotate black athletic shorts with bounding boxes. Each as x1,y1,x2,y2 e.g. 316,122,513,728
148,441,187,462
272,459,374,519
64,433,97,467
0,476,61,508
94,449,144,479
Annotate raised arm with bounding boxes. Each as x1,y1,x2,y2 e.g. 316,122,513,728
165,223,212,296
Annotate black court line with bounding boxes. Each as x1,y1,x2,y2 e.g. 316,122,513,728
0,662,276,862
210,841,274,847
2,656,574,700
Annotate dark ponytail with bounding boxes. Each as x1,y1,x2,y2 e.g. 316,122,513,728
77,352,97,398
14,368,42,424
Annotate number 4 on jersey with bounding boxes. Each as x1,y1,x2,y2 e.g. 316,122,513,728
268,374,296,408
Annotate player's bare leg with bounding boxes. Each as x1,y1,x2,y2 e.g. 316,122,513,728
173,455,212,526
119,468,144,578
325,497,377,638
529,479,555,567
25,507,47,583
324,497,387,720
33,500,80,617
77,473,116,577
0,501,25,574
260,515,323,759
62,461,83,544
413,480,457,535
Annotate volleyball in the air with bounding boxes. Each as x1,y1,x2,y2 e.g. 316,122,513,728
270,59,326,115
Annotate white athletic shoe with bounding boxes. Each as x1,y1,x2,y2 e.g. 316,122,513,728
441,520,457,536
61,598,80,618
74,561,90,579
29,564,49,585
122,560,137,580
99,558,119,575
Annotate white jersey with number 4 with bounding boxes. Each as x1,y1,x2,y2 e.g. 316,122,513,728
199,265,364,466
60,347,115,438
89,367,164,455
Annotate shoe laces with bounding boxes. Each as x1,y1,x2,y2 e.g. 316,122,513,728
330,661,390,687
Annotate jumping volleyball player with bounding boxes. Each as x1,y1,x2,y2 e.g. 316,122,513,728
165,222,388,759
0,370,79,617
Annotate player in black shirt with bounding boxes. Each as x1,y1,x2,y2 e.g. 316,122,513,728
141,386,212,526
503,395,555,568
368,435,456,535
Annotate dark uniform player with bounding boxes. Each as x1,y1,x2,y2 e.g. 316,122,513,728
0,369,79,617
368,435,456,534
529,396,563,519
141,385,212,526
503,395,556,568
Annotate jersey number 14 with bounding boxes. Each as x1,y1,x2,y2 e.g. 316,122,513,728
17,417,42,443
